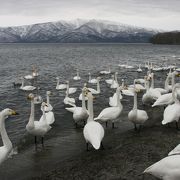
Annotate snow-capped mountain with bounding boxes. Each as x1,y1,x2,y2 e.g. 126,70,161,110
0,19,158,43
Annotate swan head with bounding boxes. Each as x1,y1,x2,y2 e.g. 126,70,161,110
46,91,52,96
83,83,87,87
88,72,91,75
1,108,19,118
66,80,69,84
56,77,60,80
115,72,118,75
41,102,48,108
27,93,35,100
121,79,124,82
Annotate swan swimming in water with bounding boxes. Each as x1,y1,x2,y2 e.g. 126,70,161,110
136,64,142,72
56,77,67,90
20,77,36,91
64,90,76,107
73,69,81,80
105,75,114,85
66,81,77,95
88,77,101,94
83,91,104,150
110,72,119,89
100,66,111,75
88,72,98,84
0,108,18,165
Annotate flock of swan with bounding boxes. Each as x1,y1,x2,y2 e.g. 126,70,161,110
1,62,180,180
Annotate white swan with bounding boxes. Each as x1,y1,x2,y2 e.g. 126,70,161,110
66,87,89,126
0,109,18,165
120,79,134,97
88,72,97,84
142,76,161,105
73,69,81,80
66,81,77,94
20,77,36,91
88,77,101,94
152,93,173,107
136,79,145,84
83,91,104,150
137,64,142,72
94,87,123,128
42,91,53,112
100,66,111,75
162,83,180,126
110,72,119,89
109,88,123,107
26,94,51,146
150,73,168,94
105,75,114,85
128,80,148,130
56,77,67,90
144,155,180,180
64,90,76,107
79,83,88,101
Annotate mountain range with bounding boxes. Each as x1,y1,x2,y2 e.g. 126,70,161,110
0,19,159,43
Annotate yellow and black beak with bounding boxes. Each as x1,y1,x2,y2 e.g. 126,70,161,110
11,110,19,115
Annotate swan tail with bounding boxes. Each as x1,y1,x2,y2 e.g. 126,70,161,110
91,139,101,150
162,119,167,125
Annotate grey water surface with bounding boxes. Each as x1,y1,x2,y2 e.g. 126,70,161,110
0,43,179,179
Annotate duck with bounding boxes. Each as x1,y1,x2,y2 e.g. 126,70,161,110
94,86,123,128
66,81,77,94
26,94,51,146
110,72,119,89
100,66,111,75
128,80,148,131
137,64,142,72
73,69,81,80
88,77,101,94
88,72,97,84
162,83,180,128
83,91,104,150
0,109,18,165
56,77,67,90
20,77,36,91
144,155,180,180
66,87,89,126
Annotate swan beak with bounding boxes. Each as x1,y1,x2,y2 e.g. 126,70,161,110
11,110,19,115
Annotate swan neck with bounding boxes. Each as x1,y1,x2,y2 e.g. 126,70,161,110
0,114,12,149
56,79,59,88
81,92,86,110
87,96,94,122
151,74,154,89
21,78,24,88
89,74,91,81
47,94,50,105
133,91,138,110
116,89,121,107
172,73,175,87
28,100,35,127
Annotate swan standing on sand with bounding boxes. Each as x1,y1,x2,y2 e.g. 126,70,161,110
0,109,18,165
66,81,77,94
88,77,101,94
88,72,97,84
20,77,36,91
94,87,123,128
83,91,104,150
162,83,180,128
26,94,51,146
66,87,89,127
56,77,67,90
144,155,180,180
73,69,81,80
128,80,148,131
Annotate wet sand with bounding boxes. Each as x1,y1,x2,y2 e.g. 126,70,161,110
32,119,180,180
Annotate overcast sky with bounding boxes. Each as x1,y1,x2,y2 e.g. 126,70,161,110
0,0,180,30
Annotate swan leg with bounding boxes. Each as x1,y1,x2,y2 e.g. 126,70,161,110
75,123,77,128
176,122,179,130
106,121,108,128
86,143,89,151
138,125,142,132
112,122,115,129
41,137,44,147
134,123,137,131
167,123,170,128
101,142,105,150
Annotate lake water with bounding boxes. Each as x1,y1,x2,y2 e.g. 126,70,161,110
0,43,179,179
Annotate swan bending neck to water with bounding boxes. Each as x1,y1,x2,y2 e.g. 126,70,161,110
0,109,18,165
83,92,104,150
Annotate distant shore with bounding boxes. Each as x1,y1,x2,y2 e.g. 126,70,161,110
32,119,180,180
